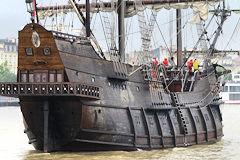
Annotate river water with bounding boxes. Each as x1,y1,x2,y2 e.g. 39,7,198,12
0,104,239,160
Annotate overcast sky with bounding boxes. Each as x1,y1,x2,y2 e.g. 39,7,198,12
0,0,239,51
0,0,28,38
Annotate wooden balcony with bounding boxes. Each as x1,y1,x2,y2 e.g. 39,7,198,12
0,82,101,99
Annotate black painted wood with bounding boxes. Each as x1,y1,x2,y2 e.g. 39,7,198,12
167,111,176,147
128,107,137,147
188,107,198,144
208,105,218,139
155,112,165,148
142,108,152,148
198,106,208,142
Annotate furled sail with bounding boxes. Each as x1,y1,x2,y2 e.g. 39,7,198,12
37,0,220,21
188,2,217,24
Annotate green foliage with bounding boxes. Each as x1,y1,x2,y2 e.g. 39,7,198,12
215,65,232,81
226,74,232,81
216,66,224,72
0,62,17,82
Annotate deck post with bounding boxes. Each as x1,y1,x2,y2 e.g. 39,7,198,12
43,100,49,152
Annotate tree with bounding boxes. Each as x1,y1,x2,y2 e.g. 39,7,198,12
0,62,17,82
215,65,232,81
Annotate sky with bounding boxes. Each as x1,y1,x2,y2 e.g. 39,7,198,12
0,0,29,38
0,0,240,51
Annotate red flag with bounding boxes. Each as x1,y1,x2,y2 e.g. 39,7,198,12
33,0,36,23
154,58,158,66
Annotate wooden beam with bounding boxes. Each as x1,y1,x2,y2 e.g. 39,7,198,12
37,0,218,12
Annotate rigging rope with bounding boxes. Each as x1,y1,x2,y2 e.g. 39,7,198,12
164,9,218,90
151,10,173,64
213,16,240,68
224,16,240,50
91,13,98,32
99,12,111,54
125,16,133,54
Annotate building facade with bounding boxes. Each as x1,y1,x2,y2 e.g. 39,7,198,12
0,38,18,74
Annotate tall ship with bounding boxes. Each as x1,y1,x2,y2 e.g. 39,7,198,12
0,0,235,152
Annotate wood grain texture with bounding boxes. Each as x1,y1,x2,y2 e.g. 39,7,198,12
18,24,64,71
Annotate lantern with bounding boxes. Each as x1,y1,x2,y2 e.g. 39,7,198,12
25,0,35,13
25,0,35,22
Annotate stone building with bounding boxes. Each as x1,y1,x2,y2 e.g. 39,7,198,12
0,38,18,74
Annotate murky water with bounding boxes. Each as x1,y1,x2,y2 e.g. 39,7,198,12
0,104,240,160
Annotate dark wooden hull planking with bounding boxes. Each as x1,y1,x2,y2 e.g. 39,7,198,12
1,24,223,152
21,97,223,152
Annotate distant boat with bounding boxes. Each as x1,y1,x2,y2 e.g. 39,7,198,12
221,74,240,104
0,96,19,107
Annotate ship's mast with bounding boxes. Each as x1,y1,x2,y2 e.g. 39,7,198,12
176,9,182,67
203,0,228,70
36,0,222,64
117,0,125,62
86,0,90,37
68,0,106,59
34,0,39,23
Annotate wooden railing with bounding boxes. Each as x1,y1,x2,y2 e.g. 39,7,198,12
52,31,89,43
0,82,101,99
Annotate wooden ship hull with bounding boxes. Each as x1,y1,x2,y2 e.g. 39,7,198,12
0,23,224,152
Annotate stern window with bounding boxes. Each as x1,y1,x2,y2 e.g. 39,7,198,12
34,73,41,82
20,74,27,82
49,70,57,82
49,74,55,82
29,74,34,83
42,73,47,82
57,73,63,82
43,47,51,56
91,77,95,83
136,86,140,92
25,48,33,56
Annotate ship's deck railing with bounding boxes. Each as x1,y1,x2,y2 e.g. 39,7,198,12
52,31,89,43
0,82,101,99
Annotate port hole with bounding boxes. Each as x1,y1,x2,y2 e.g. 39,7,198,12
91,77,95,83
